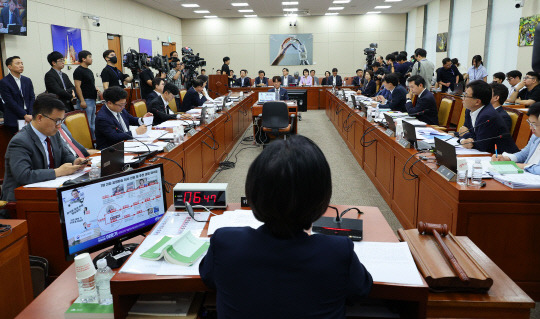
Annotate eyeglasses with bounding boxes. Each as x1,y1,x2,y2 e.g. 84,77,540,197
56,59,65,63
41,114,65,125
526,119,540,129
461,94,475,99
114,102,127,107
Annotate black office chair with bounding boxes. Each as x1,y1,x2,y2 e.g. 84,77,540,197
261,101,295,145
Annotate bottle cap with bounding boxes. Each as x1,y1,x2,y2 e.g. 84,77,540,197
97,258,108,269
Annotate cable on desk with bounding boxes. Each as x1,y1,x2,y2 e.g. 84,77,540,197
359,126,378,147
401,151,430,181
153,155,186,191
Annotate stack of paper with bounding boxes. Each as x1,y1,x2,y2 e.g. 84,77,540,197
493,172,540,189
207,210,263,235
156,119,200,128
123,141,168,153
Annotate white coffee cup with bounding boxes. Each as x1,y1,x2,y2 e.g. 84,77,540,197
143,116,153,126
74,253,97,280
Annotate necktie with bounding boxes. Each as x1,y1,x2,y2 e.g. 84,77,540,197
59,128,85,158
117,113,128,132
9,11,12,25
45,137,55,169
275,89,279,100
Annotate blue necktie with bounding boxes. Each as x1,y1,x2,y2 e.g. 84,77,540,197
9,12,12,25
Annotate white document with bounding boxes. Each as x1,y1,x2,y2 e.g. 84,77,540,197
156,120,200,128
493,172,540,189
353,241,424,286
455,147,491,155
23,168,90,188
87,155,137,167
150,211,210,237
17,119,26,131
123,141,168,153
207,210,264,235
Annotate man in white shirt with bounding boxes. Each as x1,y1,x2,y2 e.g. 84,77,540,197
281,68,295,87
492,102,540,175
505,70,523,98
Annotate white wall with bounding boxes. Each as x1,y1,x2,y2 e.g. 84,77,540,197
424,0,440,63
181,14,407,78
1,0,183,93
406,9,417,56
448,0,472,68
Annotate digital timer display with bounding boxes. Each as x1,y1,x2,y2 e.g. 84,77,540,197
174,190,226,208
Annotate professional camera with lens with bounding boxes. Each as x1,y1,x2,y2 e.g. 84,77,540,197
149,54,170,74
180,47,207,88
123,49,149,73
364,43,378,69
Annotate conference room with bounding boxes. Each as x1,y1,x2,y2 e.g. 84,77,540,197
1,0,540,318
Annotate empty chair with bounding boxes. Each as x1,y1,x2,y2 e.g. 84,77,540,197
64,110,94,149
133,100,148,117
261,101,295,143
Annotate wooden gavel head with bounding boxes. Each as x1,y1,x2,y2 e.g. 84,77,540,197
418,221,448,236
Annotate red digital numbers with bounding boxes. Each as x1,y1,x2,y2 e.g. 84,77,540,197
184,191,203,204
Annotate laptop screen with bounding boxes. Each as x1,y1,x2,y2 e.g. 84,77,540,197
383,113,396,132
434,137,458,173
258,92,276,103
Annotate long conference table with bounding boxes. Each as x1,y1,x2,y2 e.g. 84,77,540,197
13,93,255,278
325,90,540,301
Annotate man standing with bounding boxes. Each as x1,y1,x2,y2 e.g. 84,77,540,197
281,68,296,87
268,76,289,101
73,50,99,137
507,71,540,107
235,69,251,87
410,48,435,90
0,56,35,133
45,51,75,111
221,56,231,79
167,60,184,107
147,83,181,125
94,87,152,150
139,65,154,100
1,93,85,206
405,75,438,125
101,50,132,89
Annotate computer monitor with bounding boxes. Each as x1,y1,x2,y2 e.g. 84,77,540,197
258,92,276,104
58,164,167,268
434,137,458,173
288,89,307,112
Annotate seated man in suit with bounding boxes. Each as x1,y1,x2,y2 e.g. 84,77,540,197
95,87,152,150
0,0,22,28
0,93,86,210
405,75,438,125
45,51,75,111
376,73,407,112
254,70,268,87
458,81,519,154
310,70,318,86
492,102,540,175
235,69,251,87
268,76,289,101
329,68,343,86
490,83,512,133
0,55,35,133
148,83,182,125
352,69,364,87
180,79,206,112
146,77,165,105
199,135,373,318
281,68,296,87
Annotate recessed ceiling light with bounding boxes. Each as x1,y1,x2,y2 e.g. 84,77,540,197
333,0,350,3
194,10,210,13
238,9,253,12
284,13,298,17
181,3,199,7
282,1,298,5
231,2,249,6
328,6,344,10
325,12,339,15
204,15,218,18
366,11,381,14
375,6,391,9
384,0,402,2
244,14,257,17
283,7,298,11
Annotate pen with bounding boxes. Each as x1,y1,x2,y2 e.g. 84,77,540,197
495,144,498,158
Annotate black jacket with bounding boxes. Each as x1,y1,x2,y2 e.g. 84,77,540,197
45,68,75,110
180,87,206,112
147,97,177,125
405,89,439,125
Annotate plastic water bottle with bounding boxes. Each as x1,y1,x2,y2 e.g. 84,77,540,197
374,104,380,119
77,275,98,303
96,259,114,305
470,159,483,188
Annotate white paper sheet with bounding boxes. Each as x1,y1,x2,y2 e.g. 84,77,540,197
455,148,491,155
123,141,168,153
207,210,263,236
23,168,91,188
353,241,424,286
156,120,200,128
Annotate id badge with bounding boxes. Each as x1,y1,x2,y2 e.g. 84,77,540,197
119,79,123,85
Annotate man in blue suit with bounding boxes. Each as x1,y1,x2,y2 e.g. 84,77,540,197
235,69,251,87
492,102,540,175
352,69,365,87
405,75,438,125
95,87,152,150
329,67,343,86
268,76,289,100
0,56,35,133
459,81,519,154
281,68,296,87
254,70,268,87
377,73,407,112
180,79,206,112
0,0,22,28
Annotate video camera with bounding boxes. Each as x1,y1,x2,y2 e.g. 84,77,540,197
123,49,149,72
180,47,206,89
149,54,170,74
364,43,378,69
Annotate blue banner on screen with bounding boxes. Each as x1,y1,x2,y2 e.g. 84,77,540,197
0,1,27,36
59,166,166,256
269,33,313,66
138,38,152,55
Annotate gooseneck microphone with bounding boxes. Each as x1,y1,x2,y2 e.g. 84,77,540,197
456,133,510,146
454,119,490,137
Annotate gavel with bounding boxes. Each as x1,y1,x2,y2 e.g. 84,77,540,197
418,221,470,283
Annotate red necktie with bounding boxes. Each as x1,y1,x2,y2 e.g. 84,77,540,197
58,128,86,159
45,137,55,169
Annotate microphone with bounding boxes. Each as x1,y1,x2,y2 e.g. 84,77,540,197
453,119,490,137
456,133,510,146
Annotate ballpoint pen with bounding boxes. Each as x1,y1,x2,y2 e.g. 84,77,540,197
495,144,498,158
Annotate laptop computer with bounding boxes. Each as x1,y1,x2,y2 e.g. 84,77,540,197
350,95,358,109
200,106,208,125
101,142,125,177
383,113,397,132
402,120,433,151
453,83,464,96
257,92,276,105
434,137,457,173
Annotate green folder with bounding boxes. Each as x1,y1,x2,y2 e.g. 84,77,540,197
490,161,524,174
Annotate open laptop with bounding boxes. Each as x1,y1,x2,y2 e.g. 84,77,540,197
383,113,397,132
101,142,125,177
199,106,208,125
350,95,358,109
257,92,276,105
434,137,457,173
453,83,464,96
402,120,433,151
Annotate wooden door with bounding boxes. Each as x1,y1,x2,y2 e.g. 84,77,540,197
162,42,177,58
107,34,123,72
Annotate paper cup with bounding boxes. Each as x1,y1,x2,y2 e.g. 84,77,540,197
143,116,153,126
74,253,96,280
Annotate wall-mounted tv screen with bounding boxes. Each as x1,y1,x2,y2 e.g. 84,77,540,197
0,0,27,36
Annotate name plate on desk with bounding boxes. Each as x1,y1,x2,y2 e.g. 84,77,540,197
385,129,395,137
397,138,411,148
163,142,176,153
436,165,457,182
359,111,366,117
187,128,198,137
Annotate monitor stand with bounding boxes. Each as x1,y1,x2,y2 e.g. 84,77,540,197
92,241,139,269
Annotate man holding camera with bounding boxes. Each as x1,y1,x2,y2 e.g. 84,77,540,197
167,59,184,107
101,50,132,90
